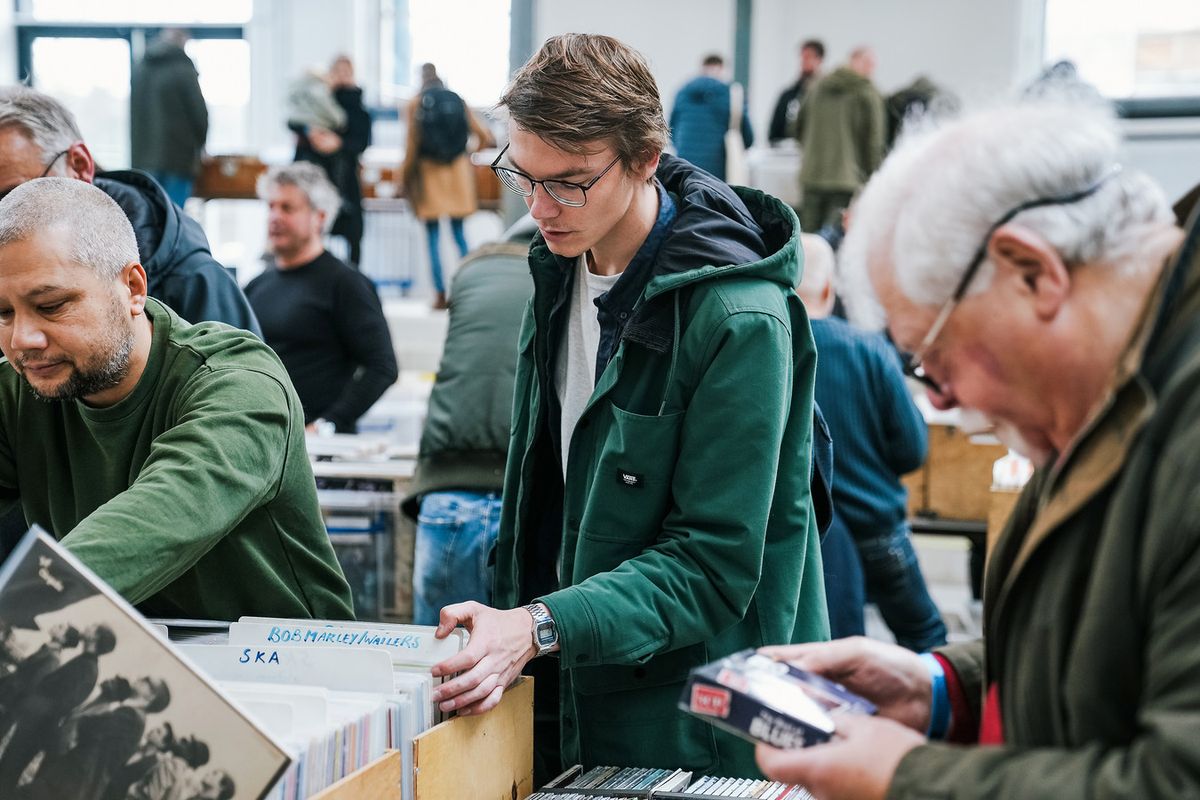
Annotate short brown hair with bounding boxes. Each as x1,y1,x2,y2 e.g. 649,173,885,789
499,34,669,168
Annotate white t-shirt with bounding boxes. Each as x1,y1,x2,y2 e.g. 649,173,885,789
555,254,621,479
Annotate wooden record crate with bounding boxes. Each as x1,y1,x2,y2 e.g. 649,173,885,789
904,423,1008,521
312,675,534,800
193,155,268,200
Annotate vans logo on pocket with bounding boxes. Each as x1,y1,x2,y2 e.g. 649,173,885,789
616,469,644,488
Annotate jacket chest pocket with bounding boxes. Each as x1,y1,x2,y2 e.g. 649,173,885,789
576,403,685,556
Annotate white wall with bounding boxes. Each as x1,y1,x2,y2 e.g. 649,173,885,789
533,0,737,127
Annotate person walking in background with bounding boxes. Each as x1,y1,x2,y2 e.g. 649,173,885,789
768,39,825,145
246,163,398,433
795,233,946,651
402,230,534,625
796,46,885,234
290,55,372,268
401,63,493,309
130,28,208,209
669,54,753,181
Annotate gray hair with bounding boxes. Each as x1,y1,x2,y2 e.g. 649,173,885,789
0,178,139,279
0,86,83,164
258,162,341,233
839,98,1173,329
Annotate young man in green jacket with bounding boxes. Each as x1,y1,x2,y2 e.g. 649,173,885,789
756,101,1200,799
431,34,828,778
0,177,354,622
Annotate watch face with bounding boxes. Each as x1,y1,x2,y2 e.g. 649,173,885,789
535,622,556,646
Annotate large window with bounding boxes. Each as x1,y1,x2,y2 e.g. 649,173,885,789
1045,0,1200,114
14,0,250,168
379,0,511,108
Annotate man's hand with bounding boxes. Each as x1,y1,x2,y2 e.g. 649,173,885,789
760,637,932,732
756,713,925,800
430,602,537,716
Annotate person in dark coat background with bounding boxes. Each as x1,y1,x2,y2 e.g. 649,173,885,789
291,54,372,267
669,53,753,181
130,28,209,208
768,39,825,144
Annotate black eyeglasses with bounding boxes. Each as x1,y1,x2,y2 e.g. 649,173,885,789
490,143,621,208
902,165,1123,394
39,148,71,178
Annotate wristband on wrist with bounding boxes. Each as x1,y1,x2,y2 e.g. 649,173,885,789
920,652,950,740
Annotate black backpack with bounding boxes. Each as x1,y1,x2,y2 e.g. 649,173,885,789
417,87,469,163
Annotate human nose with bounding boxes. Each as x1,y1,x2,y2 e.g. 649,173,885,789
10,312,48,351
526,183,559,220
926,383,958,411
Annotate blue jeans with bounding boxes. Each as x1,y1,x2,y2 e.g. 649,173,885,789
425,218,469,294
148,171,194,209
855,523,947,652
821,514,866,639
413,490,501,625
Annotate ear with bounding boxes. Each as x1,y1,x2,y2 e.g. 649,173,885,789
988,224,1070,322
63,142,96,183
120,262,149,316
632,150,661,183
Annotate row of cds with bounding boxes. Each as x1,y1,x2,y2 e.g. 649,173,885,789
531,764,813,799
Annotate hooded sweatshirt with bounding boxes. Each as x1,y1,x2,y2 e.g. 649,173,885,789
95,170,261,336
798,66,886,192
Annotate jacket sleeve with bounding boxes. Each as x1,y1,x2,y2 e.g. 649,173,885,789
876,342,928,475
541,310,795,665
857,88,887,176
741,96,755,149
768,91,790,143
160,262,262,337
320,272,399,432
341,95,372,156
0,405,18,518
59,369,294,604
888,474,1200,798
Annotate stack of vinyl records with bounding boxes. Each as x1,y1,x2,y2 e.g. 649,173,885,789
178,617,468,799
531,764,813,799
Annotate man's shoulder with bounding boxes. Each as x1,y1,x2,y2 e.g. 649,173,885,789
159,305,289,385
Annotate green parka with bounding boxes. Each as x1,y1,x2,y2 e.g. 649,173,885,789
494,157,829,777
797,66,886,193
889,198,1200,798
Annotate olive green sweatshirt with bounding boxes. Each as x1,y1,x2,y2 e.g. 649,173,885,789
0,299,354,621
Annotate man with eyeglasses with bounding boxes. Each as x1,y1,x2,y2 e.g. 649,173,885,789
429,34,828,779
755,100,1200,800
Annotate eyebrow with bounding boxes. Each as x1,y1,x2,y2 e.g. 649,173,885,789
26,285,74,299
506,155,593,182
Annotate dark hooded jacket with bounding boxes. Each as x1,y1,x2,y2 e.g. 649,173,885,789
130,40,208,177
669,76,754,181
95,170,261,336
494,154,828,776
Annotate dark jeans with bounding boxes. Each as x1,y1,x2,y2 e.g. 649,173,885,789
821,515,866,639
855,523,947,653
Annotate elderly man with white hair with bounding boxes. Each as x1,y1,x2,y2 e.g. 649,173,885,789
756,98,1200,799
0,177,354,621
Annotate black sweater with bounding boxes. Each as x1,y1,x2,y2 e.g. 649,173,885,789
245,251,398,431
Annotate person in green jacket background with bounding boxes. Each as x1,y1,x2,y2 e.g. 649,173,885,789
430,34,828,780
757,100,1200,799
0,177,354,622
796,46,886,234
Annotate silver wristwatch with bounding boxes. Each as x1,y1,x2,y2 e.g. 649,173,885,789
523,602,559,657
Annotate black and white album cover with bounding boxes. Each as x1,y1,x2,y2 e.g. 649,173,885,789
0,527,289,799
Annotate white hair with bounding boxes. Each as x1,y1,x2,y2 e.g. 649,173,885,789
258,162,342,233
797,233,835,295
0,177,139,279
0,86,83,164
839,98,1174,330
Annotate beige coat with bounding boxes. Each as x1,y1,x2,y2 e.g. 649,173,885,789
401,94,491,221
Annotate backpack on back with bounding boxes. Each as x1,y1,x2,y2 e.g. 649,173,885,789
417,87,469,163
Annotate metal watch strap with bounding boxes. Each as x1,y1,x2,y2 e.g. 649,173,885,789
523,602,557,656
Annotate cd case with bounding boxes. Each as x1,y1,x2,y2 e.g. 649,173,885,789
679,649,875,749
